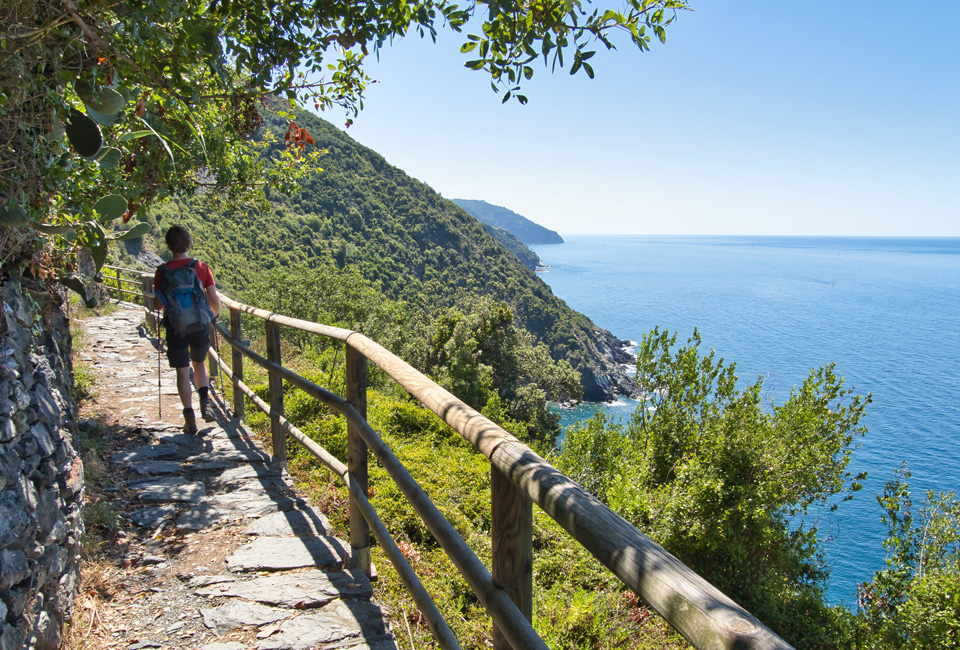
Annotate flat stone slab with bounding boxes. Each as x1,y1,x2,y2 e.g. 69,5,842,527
126,505,178,528
111,443,183,463
201,643,246,650
209,490,306,516
256,600,395,650
128,460,184,476
195,569,371,607
129,476,188,491
201,600,288,636
207,426,243,440
205,464,284,485
191,449,271,465
140,422,182,431
188,574,238,589
189,460,238,472
226,536,350,572
139,481,206,503
148,431,201,447
321,639,400,650
177,502,237,530
213,476,291,494
244,509,331,538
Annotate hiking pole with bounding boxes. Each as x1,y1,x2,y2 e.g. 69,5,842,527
156,307,162,419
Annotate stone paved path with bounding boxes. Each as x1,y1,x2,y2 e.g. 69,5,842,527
79,306,398,650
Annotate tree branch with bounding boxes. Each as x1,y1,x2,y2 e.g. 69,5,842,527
59,0,180,100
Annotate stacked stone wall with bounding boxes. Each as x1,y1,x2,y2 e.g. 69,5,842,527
0,277,83,649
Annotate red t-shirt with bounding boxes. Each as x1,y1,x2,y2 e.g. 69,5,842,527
154,258,215,295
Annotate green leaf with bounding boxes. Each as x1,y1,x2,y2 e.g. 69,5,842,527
31,222,76,235
135,117,176,168
0,201,26,226
86,221,109,272
583,62,594,79
83,87,126,115
117,130,154,142
74,80,95,102
65,109,102,157
93,147,123,170
91,241,108,271
86,106,121,127
460,42,478,53
112,222,152,241
59,276,97,308
93,194,128,223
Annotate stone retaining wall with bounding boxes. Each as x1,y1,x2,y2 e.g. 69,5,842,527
0,277,83,649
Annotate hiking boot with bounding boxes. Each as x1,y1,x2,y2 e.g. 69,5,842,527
200,396,215,422
183,408,198,434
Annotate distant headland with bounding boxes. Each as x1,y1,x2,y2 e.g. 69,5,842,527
452,199,565,245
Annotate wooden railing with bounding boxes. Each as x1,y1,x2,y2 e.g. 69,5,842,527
101,264,150,305
108,265,794,650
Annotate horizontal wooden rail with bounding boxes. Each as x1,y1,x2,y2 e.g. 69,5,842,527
206,344,461,650
103,264,143,276
212,322,546,650
214,293,794,650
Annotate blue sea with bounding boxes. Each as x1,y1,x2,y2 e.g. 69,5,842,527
532,235,960,606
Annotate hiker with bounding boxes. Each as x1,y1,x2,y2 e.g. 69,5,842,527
153,225,221,434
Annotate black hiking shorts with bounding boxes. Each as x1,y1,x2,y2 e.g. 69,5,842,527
165,328,210,368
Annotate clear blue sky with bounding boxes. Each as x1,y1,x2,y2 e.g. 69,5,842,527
328,1,959,236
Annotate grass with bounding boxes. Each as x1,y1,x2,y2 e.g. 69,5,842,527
212,333,694,649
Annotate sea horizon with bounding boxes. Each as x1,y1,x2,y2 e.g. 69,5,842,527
534,234,960,606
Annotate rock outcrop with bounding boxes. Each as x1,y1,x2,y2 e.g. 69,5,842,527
578,327,637,402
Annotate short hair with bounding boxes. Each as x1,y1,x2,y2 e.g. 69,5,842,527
165,226,192,254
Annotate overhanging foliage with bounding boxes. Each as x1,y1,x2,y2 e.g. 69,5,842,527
1,0,686,296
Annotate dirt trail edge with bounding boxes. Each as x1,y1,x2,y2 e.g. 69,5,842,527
73,306,398,650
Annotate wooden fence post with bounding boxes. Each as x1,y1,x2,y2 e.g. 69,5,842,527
207,324,219,394
265,319,286,468
491,466,533,650
140,274,156,330
345,344,371,574
115,267,124,302
230,307,244,419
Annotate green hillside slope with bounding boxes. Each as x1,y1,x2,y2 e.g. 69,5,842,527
453,199,564,245
483,224,542,271
137,104,634,401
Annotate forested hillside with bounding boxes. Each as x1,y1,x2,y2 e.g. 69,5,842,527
134,103,633,401
482,224,543,271
453,198,564,244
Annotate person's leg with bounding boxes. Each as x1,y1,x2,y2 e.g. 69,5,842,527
167,330,197,433
192,359,209,389
187,331,214,422
176,366,193,409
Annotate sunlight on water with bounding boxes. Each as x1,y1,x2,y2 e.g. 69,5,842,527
536,235,960,605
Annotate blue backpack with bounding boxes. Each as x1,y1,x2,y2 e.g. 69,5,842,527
158,259,214,335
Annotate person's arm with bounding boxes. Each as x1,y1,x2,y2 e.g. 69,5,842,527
153,269,164,310
206,284,220,318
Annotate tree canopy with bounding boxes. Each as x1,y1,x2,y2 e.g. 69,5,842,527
1,0,687,294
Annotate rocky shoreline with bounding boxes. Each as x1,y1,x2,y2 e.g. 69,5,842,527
575,326,639,403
